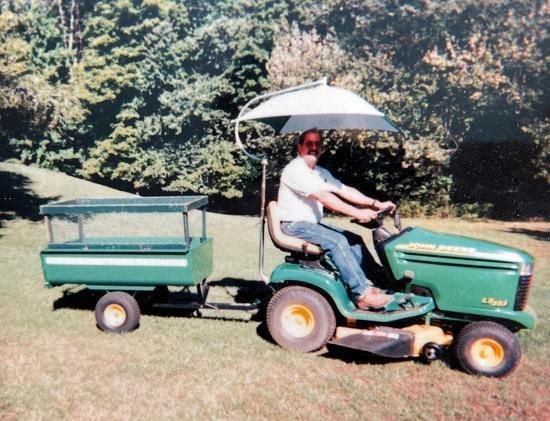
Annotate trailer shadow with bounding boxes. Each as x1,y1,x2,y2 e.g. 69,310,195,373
52,287,99,311
52,278,272,323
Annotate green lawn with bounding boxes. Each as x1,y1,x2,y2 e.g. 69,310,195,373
1,163,549,420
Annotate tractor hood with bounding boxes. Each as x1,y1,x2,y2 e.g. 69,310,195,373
382,227,536,329
390,228,533,265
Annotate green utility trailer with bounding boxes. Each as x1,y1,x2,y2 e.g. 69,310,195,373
40,196,256,332
40,196,211,290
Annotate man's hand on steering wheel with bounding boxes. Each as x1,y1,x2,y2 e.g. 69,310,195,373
373,200,396,214
354,208,378,223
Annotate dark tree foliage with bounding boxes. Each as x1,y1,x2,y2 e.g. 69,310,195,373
0,0,547,218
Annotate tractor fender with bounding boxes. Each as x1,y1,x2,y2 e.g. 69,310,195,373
269,262,356,317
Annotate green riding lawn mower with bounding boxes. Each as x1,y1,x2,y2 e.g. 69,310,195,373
265,202,535,378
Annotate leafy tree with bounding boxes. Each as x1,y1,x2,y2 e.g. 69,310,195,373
0,0,547,216
264,20,451,211
79,0,319,197
0,1,85,170
272,0,549,216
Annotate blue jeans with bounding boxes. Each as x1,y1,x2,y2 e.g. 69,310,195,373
281,221,373,298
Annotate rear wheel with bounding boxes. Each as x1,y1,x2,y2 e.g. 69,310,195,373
95,291,140,333
455,321,521,378
266,286,336,353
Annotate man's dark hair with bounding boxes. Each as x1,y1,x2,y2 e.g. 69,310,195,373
297,128,322,145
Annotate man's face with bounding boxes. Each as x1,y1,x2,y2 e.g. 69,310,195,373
297,132,323,165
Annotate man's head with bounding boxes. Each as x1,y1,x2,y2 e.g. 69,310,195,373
297,129,323,167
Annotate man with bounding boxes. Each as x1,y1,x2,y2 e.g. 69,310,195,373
277,128,395,310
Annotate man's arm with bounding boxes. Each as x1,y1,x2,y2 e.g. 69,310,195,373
311,190,378,221
336,185,396,212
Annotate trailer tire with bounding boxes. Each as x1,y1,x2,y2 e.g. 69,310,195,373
95,291,140,333
455,321,521,378
266,286,336,353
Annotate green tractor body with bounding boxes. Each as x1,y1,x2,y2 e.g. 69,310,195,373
382,227,535,329
270,226,535,328
267,221,536,377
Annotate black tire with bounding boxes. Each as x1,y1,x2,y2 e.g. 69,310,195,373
455,321,521,378
422,342,443,362
266,286,336,353
95,291,140,333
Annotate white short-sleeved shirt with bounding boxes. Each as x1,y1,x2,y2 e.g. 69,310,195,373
277,156,343,223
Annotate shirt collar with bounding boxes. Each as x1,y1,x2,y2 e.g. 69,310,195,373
295,155,318,170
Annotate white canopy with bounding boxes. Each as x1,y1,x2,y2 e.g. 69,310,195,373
236,83,398,133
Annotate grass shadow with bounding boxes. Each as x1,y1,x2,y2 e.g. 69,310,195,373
0,170,60,235
502,227,549,242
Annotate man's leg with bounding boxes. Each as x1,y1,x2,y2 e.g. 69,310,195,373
281,221,369,297
281,221,394,310
321,224,386,284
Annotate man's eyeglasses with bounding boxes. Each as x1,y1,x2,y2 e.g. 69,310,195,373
303,140,323,148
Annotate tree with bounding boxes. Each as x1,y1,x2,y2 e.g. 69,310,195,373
0,1,85,170
79,0,318,197
311,0,549,216
1,0,547,216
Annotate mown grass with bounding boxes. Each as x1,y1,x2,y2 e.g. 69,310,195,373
1,163,549,420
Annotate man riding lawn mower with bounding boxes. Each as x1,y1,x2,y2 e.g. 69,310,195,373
277,128,395,310
235,79,536,378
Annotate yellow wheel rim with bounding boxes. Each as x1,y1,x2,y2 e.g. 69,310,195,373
104,304,127,328
281,304,315,338
471,338,505,367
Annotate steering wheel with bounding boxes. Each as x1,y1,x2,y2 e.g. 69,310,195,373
351,207,401,231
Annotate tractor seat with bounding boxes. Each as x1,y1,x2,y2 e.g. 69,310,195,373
266,201,322,256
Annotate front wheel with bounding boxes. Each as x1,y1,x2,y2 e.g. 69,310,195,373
266,286,336,353
95,291,140,333
455,321,521,378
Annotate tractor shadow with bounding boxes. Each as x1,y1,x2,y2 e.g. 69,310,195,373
0,170,59,236
320,345,455,370
502,227,549,242
254,322,455,369
320,345,408,366
52,278,272,323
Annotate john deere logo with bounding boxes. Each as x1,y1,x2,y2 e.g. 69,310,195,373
397,243,476,255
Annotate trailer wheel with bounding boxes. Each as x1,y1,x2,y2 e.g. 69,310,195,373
95,291,140,333
455,321,521,378
266,286,336,353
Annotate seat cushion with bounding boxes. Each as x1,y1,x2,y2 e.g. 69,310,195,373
266,201,321,255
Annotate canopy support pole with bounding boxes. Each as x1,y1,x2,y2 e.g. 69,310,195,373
258,158,269,283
